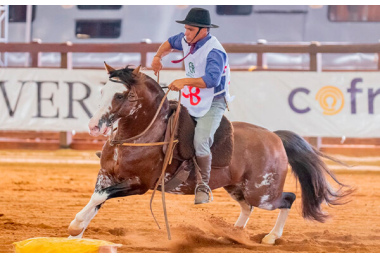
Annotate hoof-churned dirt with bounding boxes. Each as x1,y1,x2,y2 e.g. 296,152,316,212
0,150,379,253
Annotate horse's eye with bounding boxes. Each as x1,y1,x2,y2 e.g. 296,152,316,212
115,94,124,100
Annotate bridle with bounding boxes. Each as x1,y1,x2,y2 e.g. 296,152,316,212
106,77,180,147
105,78,181,146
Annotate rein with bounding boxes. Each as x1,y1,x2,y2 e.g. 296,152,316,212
108,72,180,240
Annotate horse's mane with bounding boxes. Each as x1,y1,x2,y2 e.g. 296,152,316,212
109,65,163,94
109,66,138,87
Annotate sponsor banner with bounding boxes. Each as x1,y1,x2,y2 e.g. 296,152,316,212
226,72,380,137
0,69,104,132
0,69,379,137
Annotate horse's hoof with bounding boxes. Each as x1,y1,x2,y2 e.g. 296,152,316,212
68,220,84,236
261,234,276,245
68,226,84,236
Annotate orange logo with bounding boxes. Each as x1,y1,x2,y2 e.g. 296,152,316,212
315,86,345,115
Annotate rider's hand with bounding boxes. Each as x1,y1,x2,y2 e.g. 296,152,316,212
168,79,185,92
151,56,163,76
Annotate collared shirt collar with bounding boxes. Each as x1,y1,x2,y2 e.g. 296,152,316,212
193,33,212,53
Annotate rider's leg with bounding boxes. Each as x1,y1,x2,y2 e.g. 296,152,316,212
193,97,226,204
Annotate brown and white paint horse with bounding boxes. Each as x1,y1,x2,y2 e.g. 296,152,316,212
68,64,352,244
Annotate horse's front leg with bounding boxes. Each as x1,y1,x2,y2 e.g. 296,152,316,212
68,191,107,238
68,168,148,238
68,168,115,238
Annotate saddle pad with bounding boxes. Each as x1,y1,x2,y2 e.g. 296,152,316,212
166,101,233,167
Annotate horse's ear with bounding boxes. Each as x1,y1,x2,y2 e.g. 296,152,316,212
132,65,141,76
104,62,115,74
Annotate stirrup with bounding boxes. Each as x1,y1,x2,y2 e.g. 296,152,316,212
194,183,214,203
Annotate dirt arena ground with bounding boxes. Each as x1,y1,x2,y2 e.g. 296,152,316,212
0,149,379,253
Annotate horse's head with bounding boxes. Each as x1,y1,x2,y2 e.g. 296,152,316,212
89,63,142,136
89,63,166,137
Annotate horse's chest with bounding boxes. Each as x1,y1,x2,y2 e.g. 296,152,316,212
101,146,159,173
118,147,163,173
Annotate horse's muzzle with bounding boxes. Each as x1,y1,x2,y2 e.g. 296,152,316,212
89,125,100,136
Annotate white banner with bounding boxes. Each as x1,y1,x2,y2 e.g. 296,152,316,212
1,69,379,137
0,69,104,132
226,71,380,138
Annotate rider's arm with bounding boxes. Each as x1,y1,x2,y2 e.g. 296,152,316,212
154,32,185,59
152,33,184,75
151,41,171,75
153,41,173,60
201,49,226,88
168,77,206,91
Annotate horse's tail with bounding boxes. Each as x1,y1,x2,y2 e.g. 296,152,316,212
274,130,354,223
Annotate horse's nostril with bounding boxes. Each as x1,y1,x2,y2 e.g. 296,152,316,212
91,126,100,132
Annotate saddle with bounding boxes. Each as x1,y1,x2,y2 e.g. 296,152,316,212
163,100,234,168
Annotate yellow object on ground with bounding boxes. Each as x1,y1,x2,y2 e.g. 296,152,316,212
13,237,122,253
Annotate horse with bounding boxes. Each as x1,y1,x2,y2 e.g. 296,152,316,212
68,64,352,245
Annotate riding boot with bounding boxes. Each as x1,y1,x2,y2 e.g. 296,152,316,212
194,154,212,205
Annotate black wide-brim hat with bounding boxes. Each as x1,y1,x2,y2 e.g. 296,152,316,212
176,7,219,28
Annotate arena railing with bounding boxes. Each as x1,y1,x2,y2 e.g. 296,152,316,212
1,41,380,150
1,41,380,71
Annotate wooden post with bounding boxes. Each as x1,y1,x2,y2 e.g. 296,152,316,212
60,52,67,68
308,136,322,150
309,41,321,72
30,52,38,67
59,131,72,149
256,39,267,70
139,41,148,67
30,40,41,68
59,41,73,149
140,50,147,68
60,41,72,69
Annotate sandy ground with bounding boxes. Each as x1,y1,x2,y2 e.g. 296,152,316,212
0,149,379,253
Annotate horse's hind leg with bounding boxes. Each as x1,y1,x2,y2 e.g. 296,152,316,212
262,192,296,245
224,185,254,228
68,191,107,238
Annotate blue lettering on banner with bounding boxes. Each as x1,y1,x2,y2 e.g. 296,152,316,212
288,77,380,115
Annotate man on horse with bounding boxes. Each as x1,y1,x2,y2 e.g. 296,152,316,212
151,7,232,204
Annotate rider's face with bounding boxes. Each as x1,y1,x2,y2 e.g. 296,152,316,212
184,25,206,43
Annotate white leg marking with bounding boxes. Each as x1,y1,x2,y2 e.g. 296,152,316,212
113,147,118,162
234,201,254,228
68,208,98,239
259,194,274,210
261,208,290,245
68,192,108,237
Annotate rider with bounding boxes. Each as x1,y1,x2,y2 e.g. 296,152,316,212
151,7,231,204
